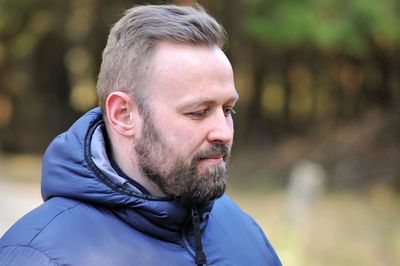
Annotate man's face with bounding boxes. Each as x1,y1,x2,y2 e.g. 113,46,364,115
134,42,238,205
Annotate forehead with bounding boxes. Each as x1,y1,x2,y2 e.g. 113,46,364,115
145,42,237,105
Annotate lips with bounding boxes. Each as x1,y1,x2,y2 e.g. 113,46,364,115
207,155,222,159
200,154,224,161
198,155,225,168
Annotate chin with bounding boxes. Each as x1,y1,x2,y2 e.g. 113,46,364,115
197,162,226,175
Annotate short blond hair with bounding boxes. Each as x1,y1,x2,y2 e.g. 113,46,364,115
97,4,227,112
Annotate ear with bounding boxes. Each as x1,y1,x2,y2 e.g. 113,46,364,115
105,91,139,137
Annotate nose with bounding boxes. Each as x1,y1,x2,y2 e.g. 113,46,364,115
207,110,234,144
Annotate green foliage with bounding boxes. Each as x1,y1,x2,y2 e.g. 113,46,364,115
243,0,400,56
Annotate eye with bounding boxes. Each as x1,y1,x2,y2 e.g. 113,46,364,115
187,109,209,120
223,107,236,117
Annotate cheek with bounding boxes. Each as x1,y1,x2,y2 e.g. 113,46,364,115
162,120,206,154
228,117,234,132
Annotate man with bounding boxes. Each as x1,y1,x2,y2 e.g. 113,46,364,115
0,5,281,266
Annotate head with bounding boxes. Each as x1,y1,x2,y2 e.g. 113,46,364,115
98,5,238,206
97,4,226,112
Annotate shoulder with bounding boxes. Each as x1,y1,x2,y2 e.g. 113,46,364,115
0,245,58,266
1,197,82,247
0,197,128,265
206,195,282,265
0,197,83,265
211,194,252,223
212,194,275,244
0,196,121,250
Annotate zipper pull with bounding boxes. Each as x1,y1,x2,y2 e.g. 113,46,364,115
192,206,207,266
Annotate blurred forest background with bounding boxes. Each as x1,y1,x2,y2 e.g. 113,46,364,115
0,0,399,265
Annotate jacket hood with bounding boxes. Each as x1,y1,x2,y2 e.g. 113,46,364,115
41,108,211,243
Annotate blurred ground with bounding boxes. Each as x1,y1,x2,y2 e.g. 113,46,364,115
0,178,42,235
0,154,399,266
0,154,42,235
228,187,400,266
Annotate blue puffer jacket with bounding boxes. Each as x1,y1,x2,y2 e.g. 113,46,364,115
0,108,281,266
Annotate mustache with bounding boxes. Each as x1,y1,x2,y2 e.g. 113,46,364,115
193,143,231,162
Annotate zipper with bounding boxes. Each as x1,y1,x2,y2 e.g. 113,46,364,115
180,208,195,257
181,228,196,257
180,207,207,265
191,207,207,265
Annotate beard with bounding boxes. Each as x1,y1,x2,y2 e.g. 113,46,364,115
134,115,230,206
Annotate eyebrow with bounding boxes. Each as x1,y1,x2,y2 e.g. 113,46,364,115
179,94,239,110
